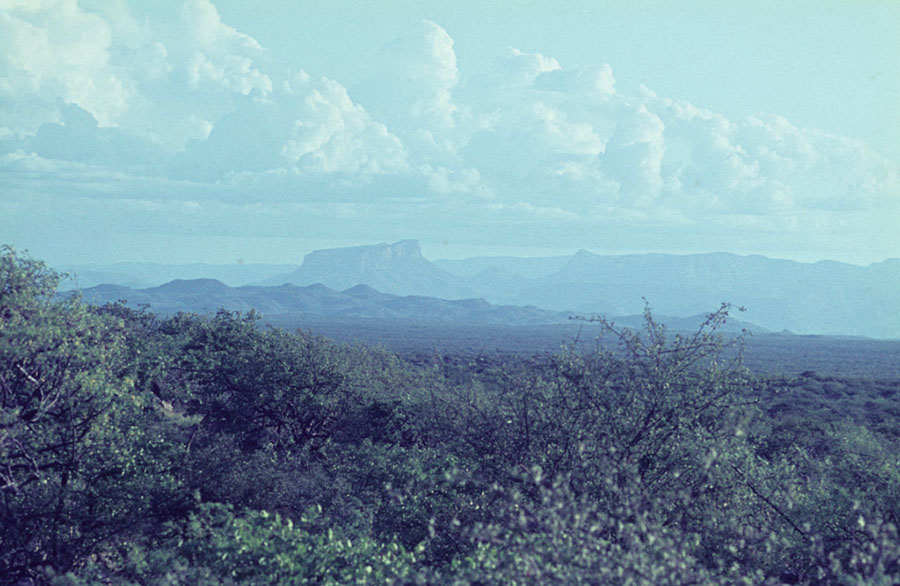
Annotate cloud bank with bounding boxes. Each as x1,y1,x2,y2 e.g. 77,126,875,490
1,0,897,263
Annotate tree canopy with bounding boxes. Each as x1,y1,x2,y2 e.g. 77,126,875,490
1,245,897,584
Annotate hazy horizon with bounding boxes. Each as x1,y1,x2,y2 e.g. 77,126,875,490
52,239,898,270
2,1,898,267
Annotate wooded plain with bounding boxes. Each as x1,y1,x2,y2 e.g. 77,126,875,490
2,246,898,584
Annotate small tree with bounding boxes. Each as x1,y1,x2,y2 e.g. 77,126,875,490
0,246,183,580
431,302,796,576
159,310,353,453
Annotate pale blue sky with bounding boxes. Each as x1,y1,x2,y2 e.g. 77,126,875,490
1,0,897,265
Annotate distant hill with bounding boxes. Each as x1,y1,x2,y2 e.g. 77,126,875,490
59,261,298,290
432,249,899,338
63,241,900,338
72,279,569,326
502,251,900,338
270,240,898,336
70,278,764,333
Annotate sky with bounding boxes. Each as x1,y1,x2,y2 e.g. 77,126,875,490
1,0,898,266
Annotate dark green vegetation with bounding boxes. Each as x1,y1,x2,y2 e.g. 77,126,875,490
266,316,900,379
2,246,898,584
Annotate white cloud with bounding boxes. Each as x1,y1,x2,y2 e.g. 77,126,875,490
533,64,615,97
281,76,407,175
645,94,899,214
493,47,562,89
446,46,898,218
369,19,458,126
421,164,491,198
0,0,132,131
0,0,411,188
171,72,408,184
177,0,271,96
0,0,274,151
598,103,667,205
351,19,470,169
1,3,896,264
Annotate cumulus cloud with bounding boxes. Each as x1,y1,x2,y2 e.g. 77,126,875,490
446,46,897,218
350,19,473,171
22,102,165,171
176,0,271,96
1,1,896,263
0,0,131,132
487,47,562,92
171,72,408,184
1,0,415,192
533,64,616,97
355,20,459,130
0,0,275,150
644,94,898,214
421,164,491,198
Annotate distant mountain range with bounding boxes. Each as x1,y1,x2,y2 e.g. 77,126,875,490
63,240,900,338
72,280,571,326
59,261,297,290
71,278,763,334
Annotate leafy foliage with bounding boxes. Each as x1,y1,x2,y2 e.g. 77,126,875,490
1,246,897,584
0,248,185,580
123,502,423,585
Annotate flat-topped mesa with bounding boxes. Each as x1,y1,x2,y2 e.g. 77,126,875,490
356,239,427,268
384,239,424,258
286,240,472,298
301,240,426,273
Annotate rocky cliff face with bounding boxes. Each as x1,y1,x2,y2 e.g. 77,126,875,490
280,240,473,299
301,240,427,276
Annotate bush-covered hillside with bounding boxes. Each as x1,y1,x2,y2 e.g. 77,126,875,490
2,246,898,584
